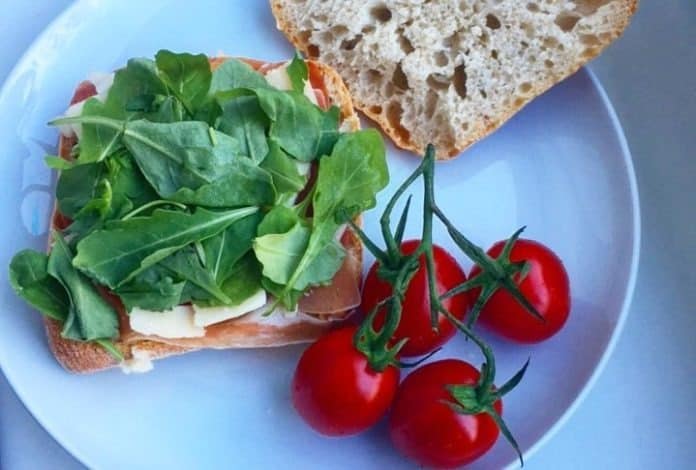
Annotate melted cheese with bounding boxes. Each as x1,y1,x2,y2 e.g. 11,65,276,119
264,64,293,90
130,305,205,338
119,348,154,374
128,291,271,338
192,290,268,327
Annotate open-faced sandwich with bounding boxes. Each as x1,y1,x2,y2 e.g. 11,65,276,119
9,50,388,373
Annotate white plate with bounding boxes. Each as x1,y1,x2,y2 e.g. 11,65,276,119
0,1,640,468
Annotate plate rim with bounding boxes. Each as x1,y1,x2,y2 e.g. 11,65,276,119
506,67,642,468
0,1,642,468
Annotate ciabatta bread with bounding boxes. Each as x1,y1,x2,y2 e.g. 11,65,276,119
271,0,637,158
46,58,363,373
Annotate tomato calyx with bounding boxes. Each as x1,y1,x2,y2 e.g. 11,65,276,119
354,297,410,372
439,224,545,328
444,358,530,466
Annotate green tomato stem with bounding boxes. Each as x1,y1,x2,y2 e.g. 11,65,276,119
379,158,425,265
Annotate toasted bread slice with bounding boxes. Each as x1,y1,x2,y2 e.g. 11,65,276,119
45,58,363,373
270,0,637,158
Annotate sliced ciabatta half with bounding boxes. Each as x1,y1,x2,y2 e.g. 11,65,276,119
45,57,364,373
271,0,637,158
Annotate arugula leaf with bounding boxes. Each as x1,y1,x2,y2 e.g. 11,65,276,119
159,248,231,304
254,203,344,292
124,93,160,113
257,222,345,290
63,178,113,247
263,130,388,308
313,129,389,222
316,106,341,157
73,206,259,288
257,205,302,236
252,87,339,161
193,100,222,127
56,150,158,243
75,58,168,163
179,282,212,305
169,158,275,208
124,93,187,123
44,155,74,170
121,120,242,195
286,52,308,93
9,250,70,321
259,142,306,196
202,211,262,283
115,265,185,312
74,178,112,220
76,98,124,164
209,58,271,94
155,50,212,115
105,149,158,215
254,222,310,286
196,253,263,307
220,254,263,304
47,234,118,341
289,224,345,289
146,96,186,123
56,162,104,219
52,116,276,208
217,96,269,163
106,58,169,118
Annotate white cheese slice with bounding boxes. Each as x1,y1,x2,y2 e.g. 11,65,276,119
192,290,268,327
130,305,205,338
264,63,293,90
264,62,319,105
119,348,154,374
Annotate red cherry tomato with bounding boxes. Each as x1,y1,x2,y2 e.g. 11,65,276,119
471,238,571,343
360,240,470,357
389,359,502,468
292,326,400,436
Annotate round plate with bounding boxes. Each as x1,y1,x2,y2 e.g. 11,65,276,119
0,1,640,468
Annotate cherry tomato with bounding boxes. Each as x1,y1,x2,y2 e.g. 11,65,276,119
471,238,570,343
292,326,400,436
360,240,470,357
389,359,502,468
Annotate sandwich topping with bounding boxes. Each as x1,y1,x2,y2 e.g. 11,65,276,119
9,50,388,356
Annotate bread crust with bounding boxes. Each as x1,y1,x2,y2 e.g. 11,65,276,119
270,0,638,159
45,58,363,373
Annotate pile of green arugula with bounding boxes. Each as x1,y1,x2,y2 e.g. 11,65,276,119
8,50,388,357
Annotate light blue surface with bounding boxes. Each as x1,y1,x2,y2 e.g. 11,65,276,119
0,1,692,469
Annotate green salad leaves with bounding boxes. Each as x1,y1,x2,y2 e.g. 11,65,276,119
8,50,388,356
